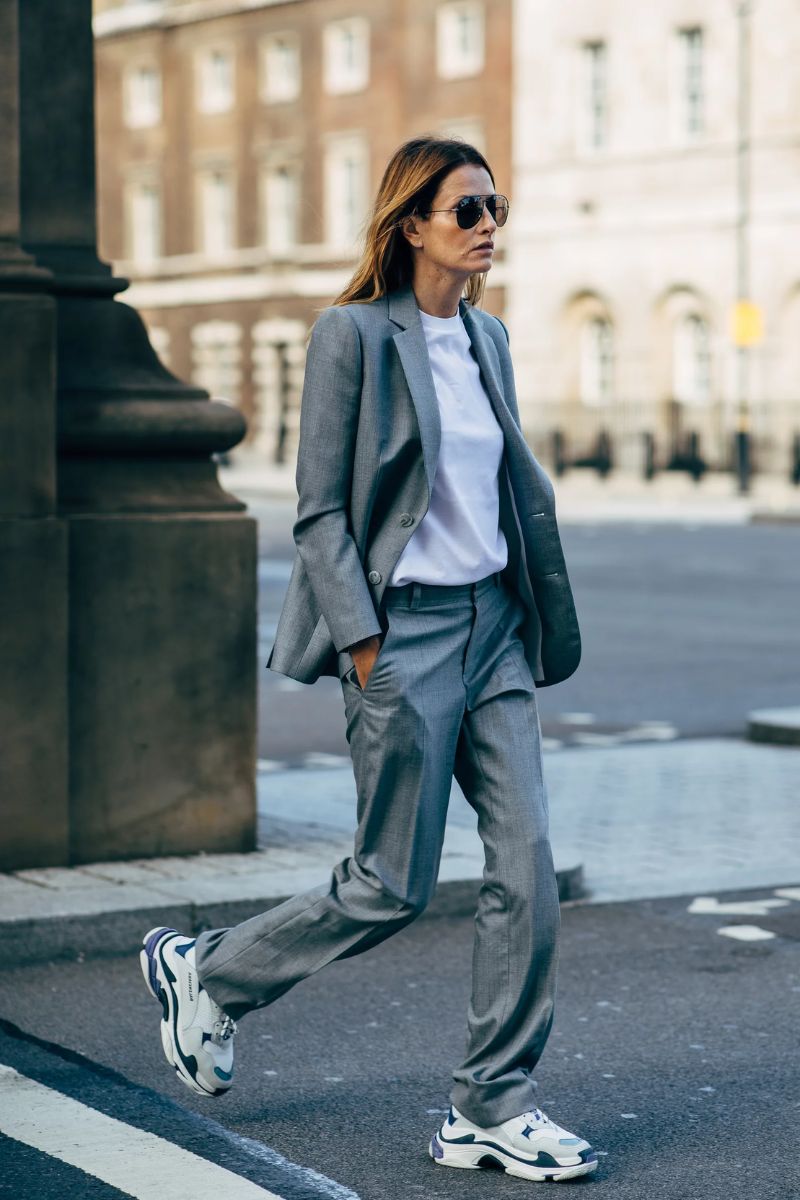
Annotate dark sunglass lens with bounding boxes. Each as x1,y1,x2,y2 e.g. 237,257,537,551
456,198,483,229
488,196,509,226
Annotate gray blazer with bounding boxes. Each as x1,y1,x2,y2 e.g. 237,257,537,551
266,280,581,687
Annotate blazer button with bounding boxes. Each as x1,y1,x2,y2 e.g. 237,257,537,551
399,513,414,527
368,570,382,584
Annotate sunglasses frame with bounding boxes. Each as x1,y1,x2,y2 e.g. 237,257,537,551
417,193,509,230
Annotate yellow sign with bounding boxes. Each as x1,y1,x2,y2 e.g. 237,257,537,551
731,300,763,347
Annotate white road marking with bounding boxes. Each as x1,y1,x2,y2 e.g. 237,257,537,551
619,723,678,742
774,887,800,901
717,924,777,941
301,753,352,769
559,713,596,725
275,678,306,692
0,1064,286,1199
572,733,621,747
688,896,789,917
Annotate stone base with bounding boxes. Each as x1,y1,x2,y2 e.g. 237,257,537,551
0,517,68,870
68,511,258,863
748,707,800,747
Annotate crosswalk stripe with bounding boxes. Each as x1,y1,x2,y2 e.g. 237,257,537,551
0,1064,286,1199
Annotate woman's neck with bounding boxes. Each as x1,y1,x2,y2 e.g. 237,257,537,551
409,272,466,320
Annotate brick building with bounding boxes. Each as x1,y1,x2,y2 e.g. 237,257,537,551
93,0,511,463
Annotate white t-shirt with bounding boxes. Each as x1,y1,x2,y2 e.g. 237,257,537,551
389,307,508,587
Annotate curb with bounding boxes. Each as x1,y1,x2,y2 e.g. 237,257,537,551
751,509,800,525
748,707,800,747
0,862,584,968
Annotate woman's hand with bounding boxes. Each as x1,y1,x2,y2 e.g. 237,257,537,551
349,633,384,689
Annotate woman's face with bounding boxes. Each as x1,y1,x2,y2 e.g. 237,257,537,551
403,163,498,281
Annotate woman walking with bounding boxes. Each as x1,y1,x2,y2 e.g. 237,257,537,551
141,136,597,1184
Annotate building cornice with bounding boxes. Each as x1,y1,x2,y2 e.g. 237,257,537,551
117,263,508,309
94,0,304,40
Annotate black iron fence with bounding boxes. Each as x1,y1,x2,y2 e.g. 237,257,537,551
530,399,800,489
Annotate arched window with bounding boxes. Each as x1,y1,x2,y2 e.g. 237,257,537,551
673,313,710,405
579,316,614,405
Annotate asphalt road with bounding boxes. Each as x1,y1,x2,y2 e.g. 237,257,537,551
256,504,800,762
1,885,798,1199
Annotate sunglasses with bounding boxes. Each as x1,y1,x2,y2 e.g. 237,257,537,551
419,193,509,230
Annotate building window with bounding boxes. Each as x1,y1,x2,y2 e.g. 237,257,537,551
196,48,235,113
260,32,301,103
436,2,484,79
262,164,299,255
124,63,161,128
323,17,369,94
191,321,243,407
579,40,608,151
673,314,711,405
324,134,368,250
126,180,161,264
673,27,704,141
252,320,307,461
580,317,614,405
198,169,235,255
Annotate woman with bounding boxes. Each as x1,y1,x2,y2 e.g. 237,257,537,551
140,136,597,1184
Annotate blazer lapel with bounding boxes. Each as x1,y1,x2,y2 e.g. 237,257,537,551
459,300,527,454
389,284,441,497
389,282,528,497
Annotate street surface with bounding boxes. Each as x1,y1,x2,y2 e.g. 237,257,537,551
255,502,800,763
2,505,798,1198
1,885,799,1199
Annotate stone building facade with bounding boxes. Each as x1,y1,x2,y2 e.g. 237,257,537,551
508,0,800,476
93,0,511,463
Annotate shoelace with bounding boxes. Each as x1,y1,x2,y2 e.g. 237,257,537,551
519,1107,558,1132
211,1013,238,1044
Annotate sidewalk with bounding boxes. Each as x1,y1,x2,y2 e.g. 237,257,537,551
2,736,797,967
219,454,800,524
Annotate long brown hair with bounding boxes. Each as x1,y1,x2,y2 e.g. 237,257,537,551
330,135,496,310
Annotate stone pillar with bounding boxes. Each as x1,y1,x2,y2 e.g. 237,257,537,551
0,0,68,870
1,0,258,866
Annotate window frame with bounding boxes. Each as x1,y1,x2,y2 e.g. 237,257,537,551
436,1,485,80
322,17,370,95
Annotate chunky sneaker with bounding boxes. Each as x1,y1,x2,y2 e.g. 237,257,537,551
429,1104,598,1182
140,927,237,1098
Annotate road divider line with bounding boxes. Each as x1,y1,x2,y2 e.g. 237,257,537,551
0,1063,286,1200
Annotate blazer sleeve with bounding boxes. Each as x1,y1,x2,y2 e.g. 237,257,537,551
292,305,384,654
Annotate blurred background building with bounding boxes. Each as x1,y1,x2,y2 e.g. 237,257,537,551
509,0,800,479
93,0,800,480
92,0,510,466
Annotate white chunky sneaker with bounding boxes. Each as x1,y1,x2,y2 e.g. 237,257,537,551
140,927,237,1098
430,1104,598,1182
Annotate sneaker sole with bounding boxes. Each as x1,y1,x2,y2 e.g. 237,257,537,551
139,927,224,1099
429,1132,598,1182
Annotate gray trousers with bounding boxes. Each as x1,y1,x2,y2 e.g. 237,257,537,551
195,571,561,1127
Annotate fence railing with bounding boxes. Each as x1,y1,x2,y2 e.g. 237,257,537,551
524,399,800,487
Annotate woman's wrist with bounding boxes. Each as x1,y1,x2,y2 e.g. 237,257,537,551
348,633,382,655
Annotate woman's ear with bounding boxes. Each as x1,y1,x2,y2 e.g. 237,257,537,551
400,214,423,249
